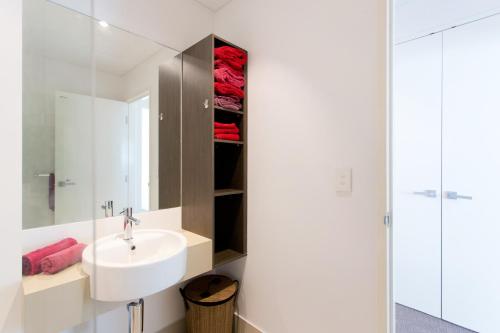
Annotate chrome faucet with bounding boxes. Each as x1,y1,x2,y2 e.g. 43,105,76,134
120,208,140,240
101,200,114,217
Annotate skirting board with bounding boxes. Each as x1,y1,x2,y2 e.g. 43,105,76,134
236,315,263,333
156,319,185,333
156,315,262,333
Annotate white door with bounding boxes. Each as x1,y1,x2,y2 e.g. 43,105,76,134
55,92,93,224
55,92,128,223
442,15,500,332
393,33,443,318
94,96,129,218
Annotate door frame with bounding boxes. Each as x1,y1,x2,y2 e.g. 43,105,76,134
388,5,500,333
387,0,395,331
126,90,151,212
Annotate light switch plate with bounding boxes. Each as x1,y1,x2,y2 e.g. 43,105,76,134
335,168,352,192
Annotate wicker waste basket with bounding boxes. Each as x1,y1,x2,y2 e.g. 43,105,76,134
180,275,239,333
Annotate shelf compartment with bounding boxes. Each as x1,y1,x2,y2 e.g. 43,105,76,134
214,142,244,190
215,106,244,115
214,195,245,266
214,249,246,267
214,35,247,120
214,110,244,142
214,188,244,197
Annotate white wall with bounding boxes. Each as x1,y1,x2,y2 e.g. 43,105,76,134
50,0,214,51
22,208,182,253
214,0,387,332
0,0,23,332
61,286,185,333
395,0,500,43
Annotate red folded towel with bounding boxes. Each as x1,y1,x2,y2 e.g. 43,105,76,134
215,46,247,62
215,133,240,141
22,238,78,275
214,122,238,129
40,243,87,274
214,128,240,134
214,46,247,71
214,82,244,100
214,67,245,88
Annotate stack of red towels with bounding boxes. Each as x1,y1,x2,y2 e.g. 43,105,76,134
22,238,87,275
214,46,247,111
215,121,240,141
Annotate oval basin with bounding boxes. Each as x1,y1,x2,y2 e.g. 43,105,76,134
82,229,187,302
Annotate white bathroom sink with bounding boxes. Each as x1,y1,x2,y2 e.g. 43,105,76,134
82,229,187,302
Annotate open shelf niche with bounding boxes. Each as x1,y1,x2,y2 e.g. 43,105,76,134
181,34,247,268
213,36,247,266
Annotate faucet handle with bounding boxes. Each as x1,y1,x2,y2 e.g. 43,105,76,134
120,207,133,216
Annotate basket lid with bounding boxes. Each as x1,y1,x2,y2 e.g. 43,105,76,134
183,275,238,305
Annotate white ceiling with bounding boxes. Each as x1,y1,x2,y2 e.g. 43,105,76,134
24,1,176,76
195,0,233,11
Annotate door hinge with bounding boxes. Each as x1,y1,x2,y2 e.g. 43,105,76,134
125,115,129,125
384,213,391,226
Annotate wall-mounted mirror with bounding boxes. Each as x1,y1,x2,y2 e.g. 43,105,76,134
23,0,181,229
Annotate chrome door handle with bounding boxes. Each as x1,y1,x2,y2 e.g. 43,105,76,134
58,179,76,187
34,173,51,177
445,191,472,200
413,190,437,198
203,99,209,109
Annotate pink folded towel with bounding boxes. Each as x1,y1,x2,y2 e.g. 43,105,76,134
214,95,242,111
40,243,87,274
22,238,78,275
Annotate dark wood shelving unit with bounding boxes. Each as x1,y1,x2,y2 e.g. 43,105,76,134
182,34,247,268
